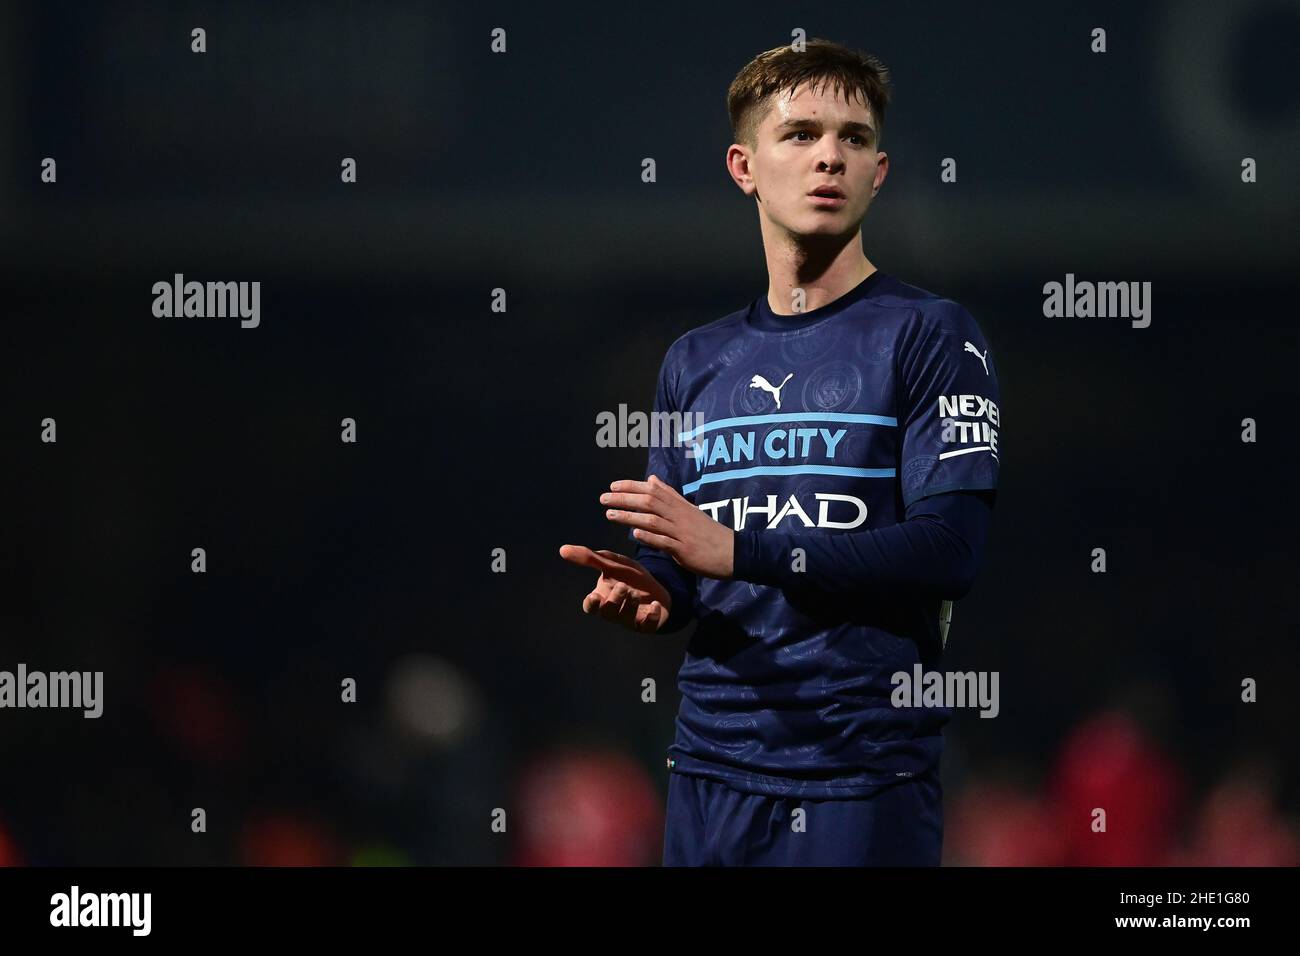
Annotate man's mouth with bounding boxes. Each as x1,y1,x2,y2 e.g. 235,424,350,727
808,186,847,207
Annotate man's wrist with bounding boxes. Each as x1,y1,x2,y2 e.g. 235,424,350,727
733,527,802,588
731,528,762,583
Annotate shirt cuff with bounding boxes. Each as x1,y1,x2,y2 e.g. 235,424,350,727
732,528,784,587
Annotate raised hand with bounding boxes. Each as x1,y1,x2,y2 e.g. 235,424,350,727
600,474,734,579
558,545,673,634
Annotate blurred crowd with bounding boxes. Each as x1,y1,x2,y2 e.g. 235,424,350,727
2,674,1291,867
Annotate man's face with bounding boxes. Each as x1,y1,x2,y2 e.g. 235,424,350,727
732,81,888,238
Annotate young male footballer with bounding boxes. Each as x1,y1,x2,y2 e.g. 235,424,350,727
560,38,1001,866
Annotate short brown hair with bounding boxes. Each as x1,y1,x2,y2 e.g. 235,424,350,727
727,38,892,150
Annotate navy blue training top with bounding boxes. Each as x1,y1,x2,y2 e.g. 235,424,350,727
631,270,1002,797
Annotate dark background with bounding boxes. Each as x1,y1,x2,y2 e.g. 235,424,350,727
1,0,1297,865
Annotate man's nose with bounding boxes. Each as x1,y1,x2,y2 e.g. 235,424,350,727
816,150,846,173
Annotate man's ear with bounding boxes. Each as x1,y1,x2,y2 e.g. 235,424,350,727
726,144,759,200
872,151,889,195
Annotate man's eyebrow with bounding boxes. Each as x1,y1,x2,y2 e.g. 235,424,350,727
775,117,876,136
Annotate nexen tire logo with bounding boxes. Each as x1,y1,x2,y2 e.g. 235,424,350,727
938,394,1000,460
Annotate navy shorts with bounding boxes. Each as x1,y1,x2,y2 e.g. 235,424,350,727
662,770,943,866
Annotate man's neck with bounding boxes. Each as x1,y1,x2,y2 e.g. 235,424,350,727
763,233,876,317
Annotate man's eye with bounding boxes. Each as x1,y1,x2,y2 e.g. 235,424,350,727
792,131,813,141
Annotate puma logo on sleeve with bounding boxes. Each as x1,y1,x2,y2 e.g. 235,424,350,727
963,341,989,375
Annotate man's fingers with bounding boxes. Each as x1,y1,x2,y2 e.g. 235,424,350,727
582,578,667,633
610,475,679,499
634,600,665,633
596,581,631,622
560,543,635,574
629,528,676,553
616,593,643,629
560,544,641,576
604,508,675,535
562,544,672,619
599,492,657,513
582,548,670,596
559,544,605,572
621,595,667,633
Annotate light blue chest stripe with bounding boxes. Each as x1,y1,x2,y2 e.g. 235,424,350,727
683,464,897,494
679,411,897,441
